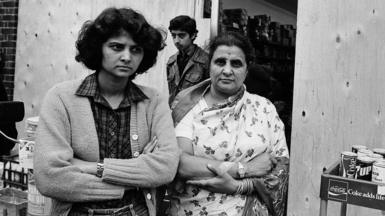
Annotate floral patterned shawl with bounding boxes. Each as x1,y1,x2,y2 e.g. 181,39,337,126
171,80,289,216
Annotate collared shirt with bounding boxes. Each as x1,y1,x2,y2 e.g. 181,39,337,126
75,73,147,160
177,44,197,76
70,73,148,214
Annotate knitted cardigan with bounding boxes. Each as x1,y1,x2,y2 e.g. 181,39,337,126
34,78,180,216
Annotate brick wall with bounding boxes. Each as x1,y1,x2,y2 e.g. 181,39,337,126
0,0,19,100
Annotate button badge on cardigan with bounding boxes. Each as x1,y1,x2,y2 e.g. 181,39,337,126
132,134,138,140
146,193,152,200
133,151,140,157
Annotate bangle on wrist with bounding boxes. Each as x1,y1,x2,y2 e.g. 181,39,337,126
234,180,244,195
234,179,254,195
245,178,253,195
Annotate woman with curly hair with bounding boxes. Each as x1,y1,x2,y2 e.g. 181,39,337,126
34,7,179,216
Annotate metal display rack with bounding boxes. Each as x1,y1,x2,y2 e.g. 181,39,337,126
320,162,385,216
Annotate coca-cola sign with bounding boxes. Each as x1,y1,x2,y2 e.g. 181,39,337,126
328,179,348,201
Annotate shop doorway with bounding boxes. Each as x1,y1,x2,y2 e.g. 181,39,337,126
209,0,298,150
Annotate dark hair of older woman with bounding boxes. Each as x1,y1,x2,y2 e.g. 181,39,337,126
208,31,254,66
170,32,290,216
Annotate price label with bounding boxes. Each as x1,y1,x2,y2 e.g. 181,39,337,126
19,139,35,169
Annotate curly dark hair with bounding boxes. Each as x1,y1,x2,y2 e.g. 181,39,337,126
168,15,198,36
208,32,255,67
75,7,164,78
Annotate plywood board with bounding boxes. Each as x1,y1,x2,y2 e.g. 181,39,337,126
288,1,385,215
13,0,202,136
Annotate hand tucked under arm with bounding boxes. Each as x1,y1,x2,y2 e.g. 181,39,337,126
177,137,238,179
142,136,158,154
179,152,241,179
186,164,240,194
186,163,276,195
243,150,277,178
187,156,287,196
70,158,97,175
71,136,159,189
70,137,158,175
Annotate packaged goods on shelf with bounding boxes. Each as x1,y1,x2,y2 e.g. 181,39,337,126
25,116,39,140
321,162,385,211
352,145,368,153
337,147,385,181
0,187,28,216
247,15,296,46
2,156,28,191
373,148,385,157
269,21,281,43
27,170,52,216
247,15,271,41
355,155,375,180
19,116,39,170
339,151,357,179
223,8,248,35
223,9,248,24
319,147,385,213
18,139,34,170
25,116,38,133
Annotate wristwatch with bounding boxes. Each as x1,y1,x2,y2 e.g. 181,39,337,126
96,162,104,178
237,162,246,178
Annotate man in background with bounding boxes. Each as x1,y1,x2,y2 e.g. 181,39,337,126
167,15,209,104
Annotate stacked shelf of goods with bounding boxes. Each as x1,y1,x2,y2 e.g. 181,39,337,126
2,155,28,191
321,162,385,210
0,116,51,215
220,8,296,149
222,9,248,35
247,15,296,65
1,116,38,191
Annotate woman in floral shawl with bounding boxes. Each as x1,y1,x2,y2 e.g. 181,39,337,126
169,32,290,216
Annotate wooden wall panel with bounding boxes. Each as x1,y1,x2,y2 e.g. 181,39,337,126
13,0,207,136
288,0,385,215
